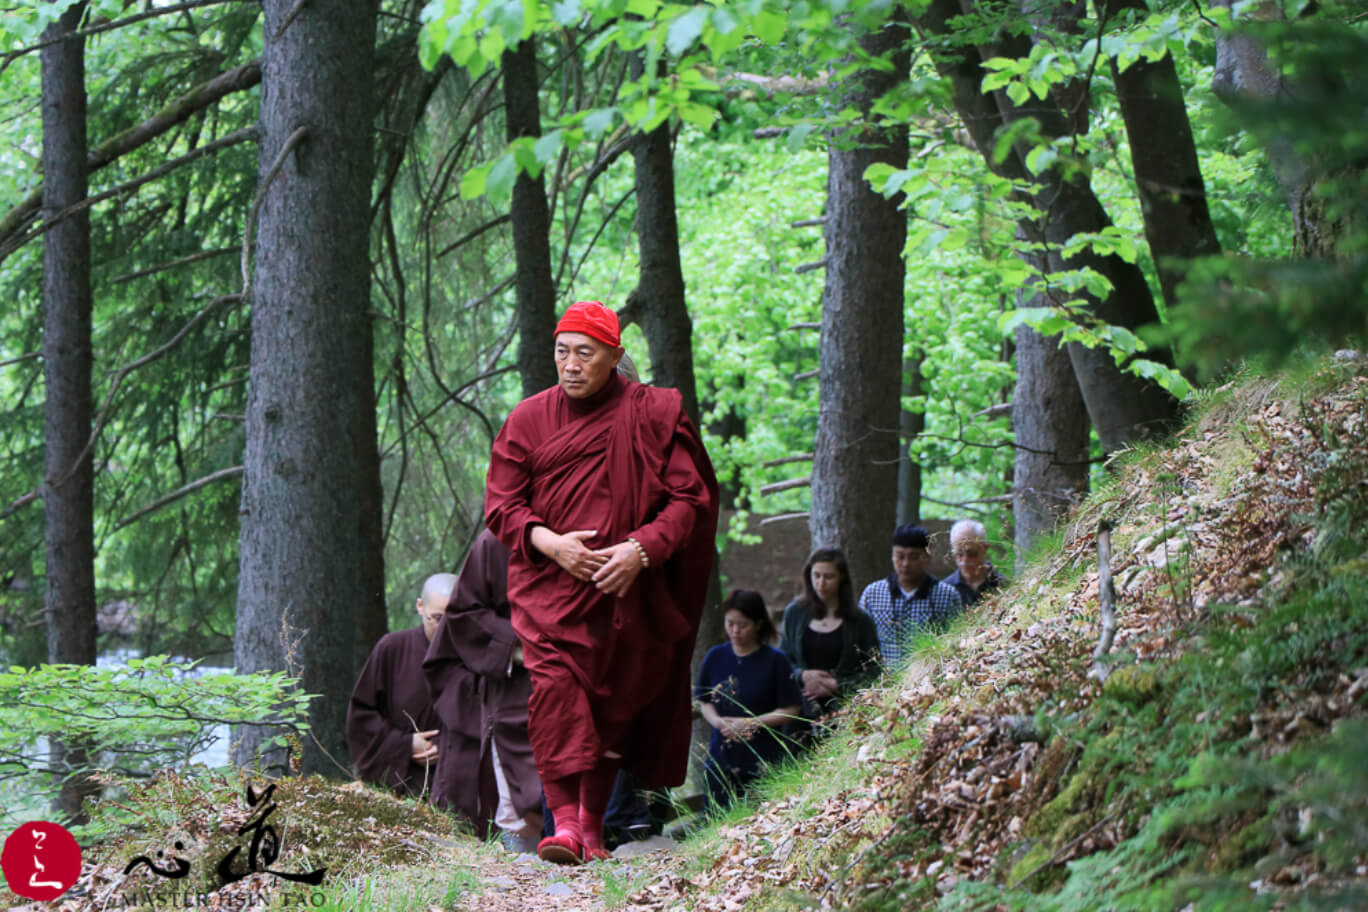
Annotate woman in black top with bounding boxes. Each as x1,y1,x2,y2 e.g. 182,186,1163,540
779,547,882,718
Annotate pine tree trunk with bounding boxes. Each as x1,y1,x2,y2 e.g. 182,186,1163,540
897,354,924,525
504,39,558,398
1108,0,1220,308
1012,324,1090,564
234,0,383,776
810,18,911,591
631,123,702,423
42,0,97,822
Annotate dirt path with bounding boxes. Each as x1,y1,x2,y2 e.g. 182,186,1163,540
454,837,679,912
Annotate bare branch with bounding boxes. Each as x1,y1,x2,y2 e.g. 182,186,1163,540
699,66,831,95
436,214,510,260
787,322,821,331
1,0,254,62
1088,519,1119,682
759,511,809,526
0,351,40,368
972,402,1013,421
0,59,263,250
242,125,310,295
761,453,813,468
2,490,39,519
794,258,828,274
791,217,826,228
794,368,819,381
921,495,991,518
274,0,310,38
113,466,244,531
112,247,238,284
53,294,245,489
759,476,811,496
1,127,260,263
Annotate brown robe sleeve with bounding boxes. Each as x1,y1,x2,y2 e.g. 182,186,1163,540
435,529,516,678
347,628,434,793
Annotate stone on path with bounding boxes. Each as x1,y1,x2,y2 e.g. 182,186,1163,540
612,834,676,859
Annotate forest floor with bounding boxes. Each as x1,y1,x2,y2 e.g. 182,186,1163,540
9,354,1368,912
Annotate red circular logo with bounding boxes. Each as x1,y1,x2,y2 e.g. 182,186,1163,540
2,821,82,901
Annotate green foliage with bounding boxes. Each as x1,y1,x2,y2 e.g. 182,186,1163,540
0,658,312,829
1157,15,1368,378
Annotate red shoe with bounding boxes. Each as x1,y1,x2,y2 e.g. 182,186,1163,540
537,834,584,865
583,845,612,862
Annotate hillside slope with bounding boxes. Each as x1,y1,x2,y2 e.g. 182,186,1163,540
645,357,1368,911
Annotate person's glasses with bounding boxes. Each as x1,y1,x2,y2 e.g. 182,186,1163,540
955,546,985,558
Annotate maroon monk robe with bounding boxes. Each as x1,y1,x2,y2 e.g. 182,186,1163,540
423,529,540,834
346,626,441,798
485,371,720,788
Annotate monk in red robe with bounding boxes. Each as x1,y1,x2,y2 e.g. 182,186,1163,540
485,300,719,864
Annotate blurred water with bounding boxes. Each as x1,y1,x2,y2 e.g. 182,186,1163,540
96,649,234,768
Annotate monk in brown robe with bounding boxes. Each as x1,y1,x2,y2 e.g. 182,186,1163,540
423,529,542,849
346,573,454,797
485,300,719,864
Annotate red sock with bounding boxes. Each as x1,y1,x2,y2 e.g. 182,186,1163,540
543,774,583,845
579,757,621,852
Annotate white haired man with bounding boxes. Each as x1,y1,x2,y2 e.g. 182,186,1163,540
943,520,1007,607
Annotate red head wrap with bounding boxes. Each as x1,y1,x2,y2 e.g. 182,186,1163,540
554,300,621,348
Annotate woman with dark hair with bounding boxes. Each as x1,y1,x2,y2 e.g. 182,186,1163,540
695,590,803,810
780,547,882,718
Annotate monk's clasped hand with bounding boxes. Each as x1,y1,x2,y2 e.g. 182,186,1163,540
590,541,644,596
548,528,607,582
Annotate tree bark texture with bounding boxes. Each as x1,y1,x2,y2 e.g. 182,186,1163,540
809,18,910,592
42,0,97,822
1107,0,1220,309
896,354,924,525
235,0,384,776
1012,323,1090,564
503,39,559,398
917,0,1179,453
631,123,703,425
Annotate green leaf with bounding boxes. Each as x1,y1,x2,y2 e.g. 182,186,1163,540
583,107,617,137
667,6,708,56
787,122,816,153
459,160,492,200
679,101,719,130
752,9,786,44
1006,80,1030,106
533,130,563,165
486,153,518,207
551,0,582,26
1025,145,1057,175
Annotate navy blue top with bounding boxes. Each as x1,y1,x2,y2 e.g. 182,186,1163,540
696,643,803,777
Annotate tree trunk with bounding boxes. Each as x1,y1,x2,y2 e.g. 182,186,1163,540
630,123,702,423
896,354,924,525
1210,0,1350,259
916,0,1180,453
1107,0,1220,309
234,0,383,776
809,18,911,592
42,0,97,823
504,38,558,398
1012,324,1090,564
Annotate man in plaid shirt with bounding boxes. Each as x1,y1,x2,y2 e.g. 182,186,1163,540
857,524,964,669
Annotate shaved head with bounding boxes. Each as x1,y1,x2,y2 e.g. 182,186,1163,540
417,573,458,641
421,573,457,610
